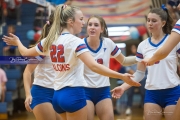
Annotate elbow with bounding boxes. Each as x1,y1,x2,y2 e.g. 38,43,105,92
22,50,31,56
88,63,98,73
21,52,26,56
158,51,168,59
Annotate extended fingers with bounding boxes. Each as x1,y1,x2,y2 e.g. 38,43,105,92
110,88,116,93
133,81,141,87
3,35,12,40
24,99,32,112
112,92,121,99
9,33,16,37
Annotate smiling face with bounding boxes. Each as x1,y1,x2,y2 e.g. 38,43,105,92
147,13,166,34
71,10,85,34
87,17,103,37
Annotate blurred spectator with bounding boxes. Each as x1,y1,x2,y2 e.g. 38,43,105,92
125,44,146,115
167,0,180,9
167,0,180,21
33,5,48,32
0,0,7,25
0,68,7,102
1,0,22,26
3,25,18,56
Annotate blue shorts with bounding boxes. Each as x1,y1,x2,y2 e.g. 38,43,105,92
84,86,111,105
52,86,87,113
144,86,180,108
30,85,54,109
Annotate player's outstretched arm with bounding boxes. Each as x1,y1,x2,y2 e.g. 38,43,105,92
143,31,180,66
23,64,37,112
111,83,130,99
3,33,39,56
78,51,141,87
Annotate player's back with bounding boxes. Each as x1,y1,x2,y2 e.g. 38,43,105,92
34,56,55,89
51,34,88,90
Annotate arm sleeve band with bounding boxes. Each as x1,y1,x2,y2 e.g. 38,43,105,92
132,70,145,82
121,56,137,66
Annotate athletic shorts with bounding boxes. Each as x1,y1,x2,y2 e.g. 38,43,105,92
144,85,180,108
30,85,54,109
52,86,87,113
84,86,111,105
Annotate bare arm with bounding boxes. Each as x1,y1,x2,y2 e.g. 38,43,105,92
78,52,141,87
17,41,39,56
23,64,38,97
114,53,124,64
3,33,39,56
23,64,38,112
147,31,180,64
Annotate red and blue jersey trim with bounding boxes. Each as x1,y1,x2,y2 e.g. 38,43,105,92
173,24,180,31
37,42,43,52
111,46,119,56
177,48,180,54
39,55,45,59
155,61,160,64
75,44,87,52
136,52,143,59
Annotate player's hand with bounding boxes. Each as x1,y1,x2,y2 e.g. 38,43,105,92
24,95,33,112
141,58,155,66
122,73,141,87
111,86,125,99
2,33,20,46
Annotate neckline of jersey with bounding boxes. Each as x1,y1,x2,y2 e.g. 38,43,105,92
148,34,168,47
84,37,103,53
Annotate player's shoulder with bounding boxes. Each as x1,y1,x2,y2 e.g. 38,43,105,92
102,37,114,44
138,38,149,47
175,19,180,25
103,37,112,41
67,35,85,48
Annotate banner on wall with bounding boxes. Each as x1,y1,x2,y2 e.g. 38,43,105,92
46,0,67,5
28,0,48,6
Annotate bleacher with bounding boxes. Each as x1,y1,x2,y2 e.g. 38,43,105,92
0,2,38,119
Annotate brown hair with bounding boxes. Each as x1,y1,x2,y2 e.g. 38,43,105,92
87,15,108,39
149,8,173,34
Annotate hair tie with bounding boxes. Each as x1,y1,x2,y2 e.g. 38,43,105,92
62,4,67,10
46,21,50,25
161,4,167,11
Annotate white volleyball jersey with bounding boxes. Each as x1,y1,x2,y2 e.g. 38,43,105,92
33,56,55,89
83,37,121,88
35,34,89,90
172,19,180,34
136,34,180,90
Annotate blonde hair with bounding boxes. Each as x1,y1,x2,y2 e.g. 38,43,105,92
43,4,80,52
